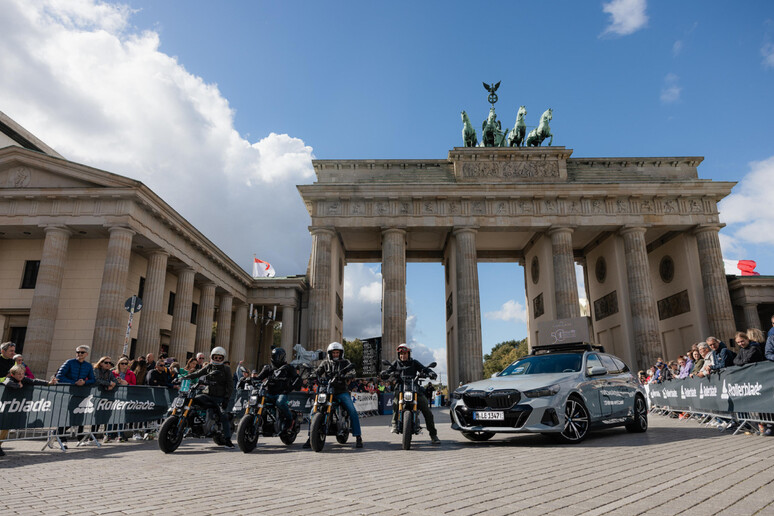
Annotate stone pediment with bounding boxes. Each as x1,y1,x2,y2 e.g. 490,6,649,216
0,147,139,190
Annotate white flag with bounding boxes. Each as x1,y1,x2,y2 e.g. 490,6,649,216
253,258,276,278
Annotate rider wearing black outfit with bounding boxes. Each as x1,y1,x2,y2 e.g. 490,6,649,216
382,343,440,444
185,346,234,448
254,348,300,434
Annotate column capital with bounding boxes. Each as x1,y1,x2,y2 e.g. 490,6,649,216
452,226,479,236
309,226,336,237
693,223,725,236
39,224,72,236
104,224,136,236
147,249,170,258
547,225,576,237
382,227,407,237
619,225,649,237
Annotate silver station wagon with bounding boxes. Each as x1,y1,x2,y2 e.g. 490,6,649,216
450,343,648,443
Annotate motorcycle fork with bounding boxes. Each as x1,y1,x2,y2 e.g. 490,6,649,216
398,392,404,413
182,398,194,418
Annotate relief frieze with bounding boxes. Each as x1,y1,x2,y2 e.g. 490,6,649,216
461,160,559,179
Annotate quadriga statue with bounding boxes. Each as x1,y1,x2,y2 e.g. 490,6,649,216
526,108,553,147
461,110,478,147
507,105,527,147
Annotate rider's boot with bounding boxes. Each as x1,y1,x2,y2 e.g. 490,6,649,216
430,434,441,445
223,438,235,448
355,436,363,448
302,438,311,449
390,424,398,434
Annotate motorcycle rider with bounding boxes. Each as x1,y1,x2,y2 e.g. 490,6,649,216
382,343,441,444
184,346,234,448
254,347,299,435
303,342,363,449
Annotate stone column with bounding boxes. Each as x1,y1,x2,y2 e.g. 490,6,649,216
742,304,760,332
620,227,661,370
382,228,407,349
308,228,335,350
695,225,736,343
168,267,195,360
136,251,168,358
453,227,483,384
549,226,580,319
24,225,71,376
91,225,135,359
215,292,233,353
194,282,216,355
231,302,248,364
281,304,296,356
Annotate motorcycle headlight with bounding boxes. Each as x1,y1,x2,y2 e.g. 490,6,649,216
173,398,184,408
523,384,561,398
403,392,414,402
249,396,258,403
317,393,327,403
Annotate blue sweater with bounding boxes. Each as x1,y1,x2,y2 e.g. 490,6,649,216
55,358,95,384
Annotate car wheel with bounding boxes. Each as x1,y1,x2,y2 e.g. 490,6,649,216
461,431,495,442
555,396,590,444
625,395,648,433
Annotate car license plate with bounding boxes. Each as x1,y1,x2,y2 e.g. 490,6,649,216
474,411,504,421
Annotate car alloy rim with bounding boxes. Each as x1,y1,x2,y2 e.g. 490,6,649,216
636,398,647,428
563,399,589,440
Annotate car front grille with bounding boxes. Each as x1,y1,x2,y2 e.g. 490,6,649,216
454,405,532,428
462,389,521,409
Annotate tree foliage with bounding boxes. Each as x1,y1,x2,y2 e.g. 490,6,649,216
483,338,529,378
342,338,364,377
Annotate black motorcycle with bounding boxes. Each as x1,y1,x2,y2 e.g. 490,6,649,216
382,360,437,450
236,378,304,453
308,364,354,452
158,381,232,453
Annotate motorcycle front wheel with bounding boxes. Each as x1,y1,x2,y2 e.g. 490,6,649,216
335,407,350,444
237,414,260,453
158,416,184,453
280,415,299,445
310,412,327,452
402,410,413,450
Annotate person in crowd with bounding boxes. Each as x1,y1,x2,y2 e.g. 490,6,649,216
113,357,136,386
145,353,156,371
146,360,174,388
668,360,679,378
382,343,441,445
733,331,764,366
677,356,692,379
181,346,234,448
748,328,766,347
130,356,148,386
769,314,774,339
304,341,362,449
707,336,736,370
12,354,34,379
637,370,647,384
177,357,199,392
652,361,672,383
298,377,310,392
765,329,774,362
0,365,58,456
94,357,118,391
195,352,205,370
694,342,715,378
234,361,249,388
689,349,704,376
254,348,300,435
56,346,96,386
0,341,17,377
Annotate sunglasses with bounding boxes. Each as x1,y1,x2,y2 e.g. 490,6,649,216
212,355,224,360
105,361,114,366
76,351,87,354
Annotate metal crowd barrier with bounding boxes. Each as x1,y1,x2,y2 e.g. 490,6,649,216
650,405,774,436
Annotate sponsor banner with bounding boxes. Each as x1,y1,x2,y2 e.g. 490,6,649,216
0,384,172,430
352,392,378,413
648,361,774,413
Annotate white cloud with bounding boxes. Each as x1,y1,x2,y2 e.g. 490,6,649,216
672,40,683,57
719,156,774,246
0,0,315,275
601,0,648,37
484,300,528,323
342,264,383,340
660,73,681,103
763,43,774,69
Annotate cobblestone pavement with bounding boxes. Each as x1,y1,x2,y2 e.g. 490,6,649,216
3,410,774,516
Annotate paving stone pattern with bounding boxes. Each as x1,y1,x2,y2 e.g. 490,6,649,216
2,410,774,515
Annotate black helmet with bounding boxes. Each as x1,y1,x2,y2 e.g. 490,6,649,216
271,347,287,367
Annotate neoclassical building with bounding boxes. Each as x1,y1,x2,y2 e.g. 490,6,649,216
0,112,306,377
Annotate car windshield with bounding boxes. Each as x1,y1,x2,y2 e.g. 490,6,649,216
498,353,583,376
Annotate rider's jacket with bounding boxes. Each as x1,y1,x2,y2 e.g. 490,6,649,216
255,363,299,395
313,359,356,395
186,363,234,400
382,359,435,390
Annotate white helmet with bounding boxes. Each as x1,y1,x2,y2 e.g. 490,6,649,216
327,341,344,360
210,346,227,365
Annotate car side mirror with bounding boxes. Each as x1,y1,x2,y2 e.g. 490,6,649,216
428,362,437,368
588,366,608,376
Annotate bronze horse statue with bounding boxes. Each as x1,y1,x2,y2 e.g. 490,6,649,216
507,105,527,147
461,110,477,147
526,108,553,147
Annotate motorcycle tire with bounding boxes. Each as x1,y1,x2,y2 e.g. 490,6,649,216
237,415,260,453
310,412,327,452
402,410,413,450
336,409,350,444
280,419,298,445
158,416,184,454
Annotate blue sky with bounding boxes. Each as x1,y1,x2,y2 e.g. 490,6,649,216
1,0,773,380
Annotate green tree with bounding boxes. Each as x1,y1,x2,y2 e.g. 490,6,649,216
342,338,364,377
483,338,529,378
273,324,282,348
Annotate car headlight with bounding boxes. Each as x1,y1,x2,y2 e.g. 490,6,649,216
523,384,560,398
452,387,467,400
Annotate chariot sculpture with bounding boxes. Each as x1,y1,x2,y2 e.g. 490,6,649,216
461,82,554,148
